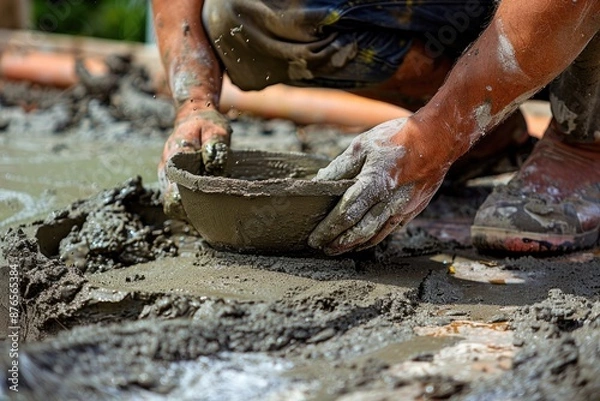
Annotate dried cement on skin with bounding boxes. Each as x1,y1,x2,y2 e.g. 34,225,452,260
310,119,413,249
496,19,523,75
1,66,600,401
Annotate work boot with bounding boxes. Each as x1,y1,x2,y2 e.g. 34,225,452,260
471,123,600,253
472,34,600,253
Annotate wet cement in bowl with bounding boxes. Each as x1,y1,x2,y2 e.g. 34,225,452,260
166,151,354,254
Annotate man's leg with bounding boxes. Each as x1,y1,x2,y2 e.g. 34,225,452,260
472,33,600,253
349,38,455,111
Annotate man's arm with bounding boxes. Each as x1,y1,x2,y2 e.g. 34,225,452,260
153,0,222,112
309,0,600,255
418,0,600,162
152,0,231,217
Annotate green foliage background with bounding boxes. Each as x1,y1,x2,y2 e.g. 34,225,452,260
32,0,148,42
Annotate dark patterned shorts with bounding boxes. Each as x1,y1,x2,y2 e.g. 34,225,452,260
203,0,498,90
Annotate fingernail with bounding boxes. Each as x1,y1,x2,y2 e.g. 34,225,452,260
307,233,321,249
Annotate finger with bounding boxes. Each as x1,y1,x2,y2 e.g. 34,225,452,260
193,111,231,174
353,186,434,253
314,139,365,181
158,133,198,197
161,127,201,165
202,139,229,175
161,180,188,221
198,110,232,144
200,122,231,145
323,202,391,255
158,145,191,221
323,185,412,255
353,215,405,253
308,173,382,248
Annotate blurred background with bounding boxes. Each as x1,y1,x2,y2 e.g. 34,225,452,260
0,0,151,42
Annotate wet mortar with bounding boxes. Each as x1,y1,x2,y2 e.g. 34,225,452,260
1,61,600,401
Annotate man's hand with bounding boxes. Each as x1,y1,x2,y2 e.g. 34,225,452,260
158,108,231,219
308,118,452,255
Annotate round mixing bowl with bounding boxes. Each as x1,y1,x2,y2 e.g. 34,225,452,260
166,150,353,254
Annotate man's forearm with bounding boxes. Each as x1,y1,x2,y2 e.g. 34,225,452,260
152,0,222,110
418,0,600,161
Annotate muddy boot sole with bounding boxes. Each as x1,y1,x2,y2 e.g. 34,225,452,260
471,225,600,253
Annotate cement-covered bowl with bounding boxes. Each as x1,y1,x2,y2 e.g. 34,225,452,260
166,150,354,254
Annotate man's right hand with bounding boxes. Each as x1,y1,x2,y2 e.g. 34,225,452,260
158,108,231,219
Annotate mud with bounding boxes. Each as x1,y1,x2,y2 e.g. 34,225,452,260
1,61,600,401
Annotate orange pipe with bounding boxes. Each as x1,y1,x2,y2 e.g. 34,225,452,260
220,76,411,128
0,50,107,87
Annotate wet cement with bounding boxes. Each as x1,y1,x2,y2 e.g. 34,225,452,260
1,62,600,401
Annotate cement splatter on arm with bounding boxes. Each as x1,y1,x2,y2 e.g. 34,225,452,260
423,0,600,157
153,0,232,218
310,0,600,255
